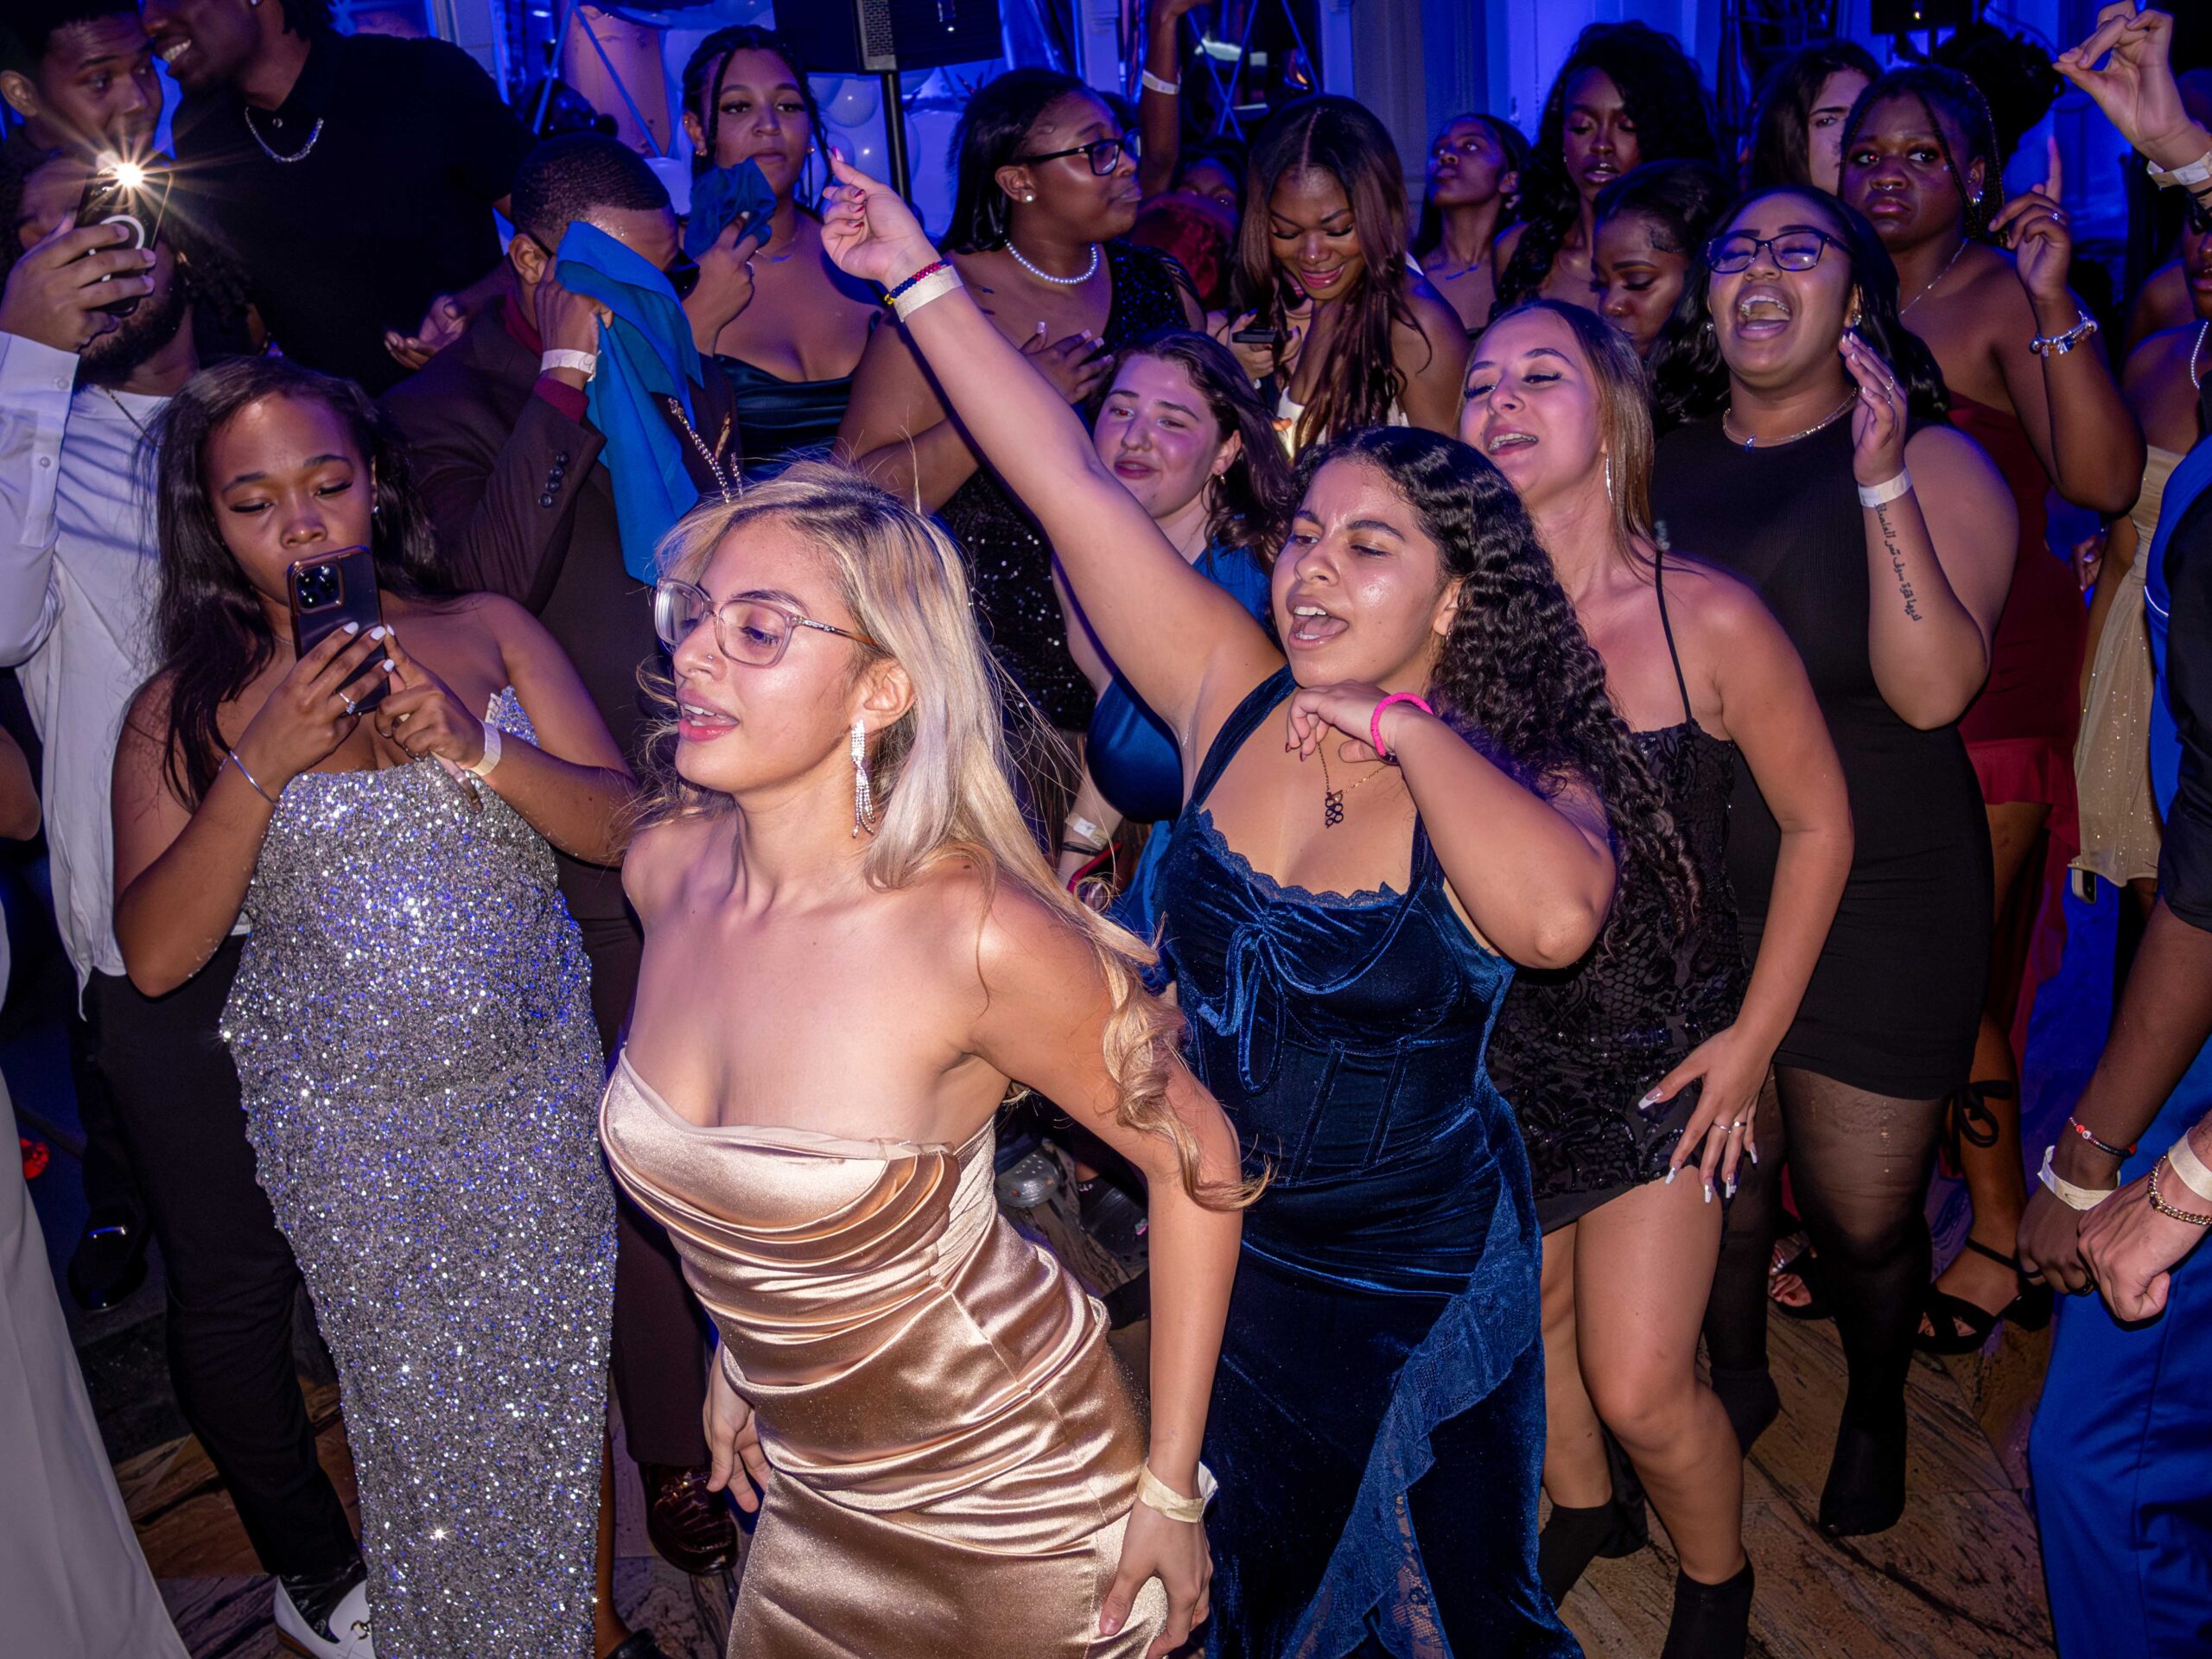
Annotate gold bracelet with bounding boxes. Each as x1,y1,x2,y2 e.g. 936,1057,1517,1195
1136,1461,1217,1522
2149,1158,2212,1228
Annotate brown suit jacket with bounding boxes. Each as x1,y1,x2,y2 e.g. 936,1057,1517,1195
381,307,739,923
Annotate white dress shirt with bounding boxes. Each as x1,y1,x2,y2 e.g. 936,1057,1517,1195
0,334,164,988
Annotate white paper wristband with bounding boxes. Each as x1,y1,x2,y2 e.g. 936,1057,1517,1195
466,721,502,779
2039,1144,2116,1212
2166,1131,2212,1205
1857,470,1912,509
540,348,598,380
891,265,964,321
1141,70,1182,96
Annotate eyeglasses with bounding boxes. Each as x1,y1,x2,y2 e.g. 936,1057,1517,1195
653,580,879,666
2186,194,2212,237
1704,230,1843,273
1015,132,1140,176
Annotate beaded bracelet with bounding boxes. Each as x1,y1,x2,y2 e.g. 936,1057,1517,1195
2149,1157,2212,1228
884,258,949,302
2066,1116,2137,1160
2031,311,2100,359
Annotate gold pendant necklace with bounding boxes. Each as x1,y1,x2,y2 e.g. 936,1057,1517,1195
1316,743,1388,828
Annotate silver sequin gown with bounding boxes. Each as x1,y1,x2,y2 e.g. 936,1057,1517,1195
221,690,615,1659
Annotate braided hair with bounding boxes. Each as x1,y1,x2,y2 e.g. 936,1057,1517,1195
1297,426,1695,928
1840,66,2003,243
678,25,824,190
1492,22,1719,320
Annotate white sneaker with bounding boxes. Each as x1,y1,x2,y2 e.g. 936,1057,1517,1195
276,1578,375,1657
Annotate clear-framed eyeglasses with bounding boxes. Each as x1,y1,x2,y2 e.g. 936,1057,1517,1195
652,580,878,667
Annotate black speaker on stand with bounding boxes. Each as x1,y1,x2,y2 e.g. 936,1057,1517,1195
774,0,1004,196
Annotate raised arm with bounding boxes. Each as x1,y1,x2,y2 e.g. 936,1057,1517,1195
969,885,1242,1658
371,599,636,864
1844,336,2014,728
1984,149,2143,516
114,626,390,995
823,155,1279,743
1135,0,1202,199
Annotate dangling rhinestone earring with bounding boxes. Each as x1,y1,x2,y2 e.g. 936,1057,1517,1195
850,718,873,837
1603,454,1615,503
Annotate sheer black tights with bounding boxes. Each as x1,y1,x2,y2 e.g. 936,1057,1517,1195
1703,1068,1946,1429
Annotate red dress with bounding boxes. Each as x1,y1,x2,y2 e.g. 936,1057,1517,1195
1949,396,2083,861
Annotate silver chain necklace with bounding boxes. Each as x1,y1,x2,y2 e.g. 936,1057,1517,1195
1720,392,1856,451
243,105,324,164
2192,319,2209,392
1900,236,1967,315
1006,239,1099,286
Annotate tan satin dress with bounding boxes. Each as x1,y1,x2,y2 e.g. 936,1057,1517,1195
599,1056,1166,1658
2073,444,2179,887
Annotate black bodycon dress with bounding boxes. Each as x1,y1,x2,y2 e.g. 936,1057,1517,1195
938,240,1193,731
1488,549,1751,1230
1651,416,1991,1101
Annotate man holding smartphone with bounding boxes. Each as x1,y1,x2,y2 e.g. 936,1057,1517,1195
0,154,372,1659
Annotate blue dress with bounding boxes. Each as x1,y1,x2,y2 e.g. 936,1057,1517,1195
1155,670,1576,1659
717,356,854,481
1086,541,1274,944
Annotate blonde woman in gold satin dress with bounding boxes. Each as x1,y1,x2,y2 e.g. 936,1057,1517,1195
597,464,1249,1659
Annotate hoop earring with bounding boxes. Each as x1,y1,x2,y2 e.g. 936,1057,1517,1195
850,718,874,837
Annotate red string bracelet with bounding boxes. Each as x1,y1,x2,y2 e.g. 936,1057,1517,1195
1370,693,1436,760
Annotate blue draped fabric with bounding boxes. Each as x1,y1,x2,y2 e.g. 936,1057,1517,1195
1155,669,1575,1659
555,221,706,583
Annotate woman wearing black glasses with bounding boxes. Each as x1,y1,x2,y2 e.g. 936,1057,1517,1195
1649,190,2015,1537
839,68,1201,741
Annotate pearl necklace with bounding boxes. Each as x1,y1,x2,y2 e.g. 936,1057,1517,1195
1007,239,1100,286
1720,393,1857,451
243,105,323,163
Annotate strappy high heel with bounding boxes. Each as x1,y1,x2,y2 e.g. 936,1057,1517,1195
1916,1236,2055,1354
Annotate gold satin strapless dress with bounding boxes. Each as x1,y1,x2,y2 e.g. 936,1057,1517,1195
599,1055,1166,1658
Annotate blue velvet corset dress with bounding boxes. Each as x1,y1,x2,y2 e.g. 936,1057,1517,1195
1156,670,1575,1659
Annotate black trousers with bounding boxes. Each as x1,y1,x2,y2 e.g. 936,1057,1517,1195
576,910,711,1468
86,938,359,1580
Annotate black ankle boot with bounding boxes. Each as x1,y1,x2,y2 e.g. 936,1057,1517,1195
1707,1365,1780,1456
1819,1408,1907,1536
1660,1560,1754,1659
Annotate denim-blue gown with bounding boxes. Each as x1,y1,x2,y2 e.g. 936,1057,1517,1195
1156,669,1578,1659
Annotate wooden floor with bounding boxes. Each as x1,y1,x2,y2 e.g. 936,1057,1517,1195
135,1307,2050,1658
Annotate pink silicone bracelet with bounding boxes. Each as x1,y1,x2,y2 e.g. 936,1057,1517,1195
1371,693,1435,760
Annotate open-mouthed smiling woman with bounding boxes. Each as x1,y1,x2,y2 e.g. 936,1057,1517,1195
1649,187,2016,1538
814,146,1698,1656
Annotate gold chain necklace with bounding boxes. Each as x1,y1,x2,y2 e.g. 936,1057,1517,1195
1316,743,1390,828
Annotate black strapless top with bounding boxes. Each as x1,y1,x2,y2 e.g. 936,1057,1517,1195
720,356,855,480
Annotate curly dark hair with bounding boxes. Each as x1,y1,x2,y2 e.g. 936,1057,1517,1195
1840,66,2004,242
1492,22,1719,319
1110,329,1296,562
1746,40,1882,192
678,24,824,192
1295,425,1694,927
945,67,1092,252
1413,111,1532,262
143,359,450,809
1237,95,1426,450
1649,186,1950,432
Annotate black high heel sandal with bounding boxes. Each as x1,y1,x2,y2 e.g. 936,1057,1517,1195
1916,1237,2056,1355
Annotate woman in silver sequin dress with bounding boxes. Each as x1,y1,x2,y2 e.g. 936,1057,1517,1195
111,360,637,1659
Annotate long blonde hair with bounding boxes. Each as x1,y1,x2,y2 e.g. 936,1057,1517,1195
637,464,1248,1207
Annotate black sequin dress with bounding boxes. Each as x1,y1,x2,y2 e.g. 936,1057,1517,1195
1488,550,1750,1231
938,240,1192,731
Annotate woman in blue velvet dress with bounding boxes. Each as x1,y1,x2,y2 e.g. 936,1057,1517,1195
1051,332,1294,940
823,151,1700,1655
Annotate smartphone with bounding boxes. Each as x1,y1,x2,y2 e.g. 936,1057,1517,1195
287,547,390,713
75,160,169,318
1231,326,1279,345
